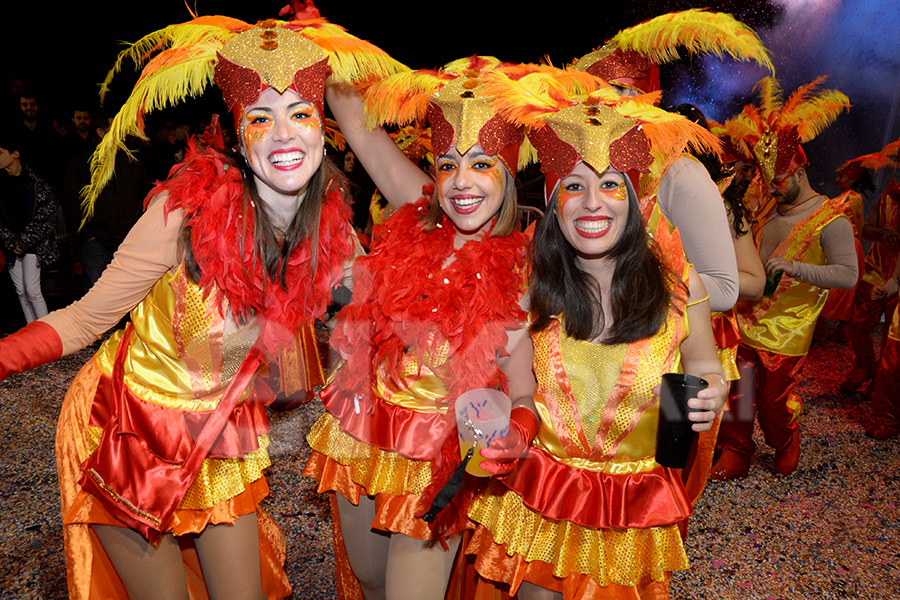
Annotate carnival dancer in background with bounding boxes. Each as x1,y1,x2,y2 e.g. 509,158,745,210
0,13,404,600
572,8,775,313
711,77,858,480
302,57,599,600
865,253,900,440
838,136,900,393
463,72,727,600
671,105,766,506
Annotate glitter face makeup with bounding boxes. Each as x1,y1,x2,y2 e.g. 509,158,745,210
556,163,629,259
435,144,508,240
239,87,324,208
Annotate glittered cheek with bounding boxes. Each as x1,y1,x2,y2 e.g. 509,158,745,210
556,189,582,224
435,168,453,195
599,186,627,202
240,120,273,165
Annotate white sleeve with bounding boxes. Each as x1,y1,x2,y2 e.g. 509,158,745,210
656,157,739,311
41,196,182,355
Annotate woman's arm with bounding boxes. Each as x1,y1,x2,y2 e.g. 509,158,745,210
481,294,538,475
657,158,740,311
326,83,432,209
733,216,766,301
41,194,182,355
678,267,728,432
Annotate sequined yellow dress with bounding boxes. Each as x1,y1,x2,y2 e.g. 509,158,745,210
466,303,693,599
49,145,354,599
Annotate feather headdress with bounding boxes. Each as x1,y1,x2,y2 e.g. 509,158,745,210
84,13,406,220
363,57,600,175
574,9,774,95
835,135,900,189
483,68,722,200
724,76,850,184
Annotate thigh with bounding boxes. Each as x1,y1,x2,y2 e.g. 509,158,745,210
193,511,266,600
7,257,24,291
518,581,563,600
336,494,390,598
93,524,189,600
385,532,461,600
21,253,40,290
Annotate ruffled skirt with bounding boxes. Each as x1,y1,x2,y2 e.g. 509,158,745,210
465,479,688,599
56,357,291,599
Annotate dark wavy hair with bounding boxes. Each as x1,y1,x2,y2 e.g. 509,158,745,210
181,146,348,288
529,174,684,343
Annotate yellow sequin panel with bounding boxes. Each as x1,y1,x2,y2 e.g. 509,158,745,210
468,485,689,586
306,413,432,496
561,340,626,443
532,327,586,455
87,427,270,510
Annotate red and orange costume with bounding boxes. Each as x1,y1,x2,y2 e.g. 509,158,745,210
844,179,900,387
0,13,403,598
713,76,856,478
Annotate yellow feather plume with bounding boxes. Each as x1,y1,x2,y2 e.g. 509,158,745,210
83,14,406,223
611,8,774,74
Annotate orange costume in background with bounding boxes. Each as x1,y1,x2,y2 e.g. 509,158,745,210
717,195,850,473
867,302,900,439
820,190,865,321
845,181,900,381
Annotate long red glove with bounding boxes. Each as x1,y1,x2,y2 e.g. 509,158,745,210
0,321,63,380
479,406,540,476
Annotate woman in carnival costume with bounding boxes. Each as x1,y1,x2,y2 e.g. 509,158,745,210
303,57,598,600
0,9,404,600
464,75,728,599
572,8,775,313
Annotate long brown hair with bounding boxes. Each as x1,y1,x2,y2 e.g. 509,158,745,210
529,176,684,343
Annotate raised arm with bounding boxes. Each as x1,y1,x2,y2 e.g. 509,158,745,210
656,158,740,311
326,83,431,209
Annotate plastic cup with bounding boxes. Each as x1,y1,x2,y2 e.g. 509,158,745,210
655,373,708,469
455,389,511,477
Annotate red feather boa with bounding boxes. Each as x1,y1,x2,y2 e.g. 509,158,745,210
148,141,354,353
325,193,530,535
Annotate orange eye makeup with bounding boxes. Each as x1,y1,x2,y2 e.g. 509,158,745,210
599,185,627,202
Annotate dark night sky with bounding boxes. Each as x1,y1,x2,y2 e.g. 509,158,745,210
3,0,899,199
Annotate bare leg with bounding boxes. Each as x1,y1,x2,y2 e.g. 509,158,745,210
384,532,461,600
336,494,390,600
517,581,563,600
193,512,266,600
93,524,190,600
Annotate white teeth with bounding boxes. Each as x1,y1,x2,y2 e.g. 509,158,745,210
575,219,610,233
270,151,304,165
452,197,483,207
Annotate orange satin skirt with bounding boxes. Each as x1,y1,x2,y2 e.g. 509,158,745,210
56,358,291,600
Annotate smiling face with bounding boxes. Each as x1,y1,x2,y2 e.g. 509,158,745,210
556,163,629,261
239,87,324,207
435,144,508,239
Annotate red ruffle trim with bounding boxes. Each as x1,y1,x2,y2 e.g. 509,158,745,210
89,368,273,461
320,384,454,461
711,312,741,351
498,446,692,529
148,140,354,353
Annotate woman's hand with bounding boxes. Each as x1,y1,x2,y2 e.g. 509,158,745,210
479,407,538,476
687,374,728,432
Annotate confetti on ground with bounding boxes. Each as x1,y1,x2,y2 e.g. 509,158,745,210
1,318,898,599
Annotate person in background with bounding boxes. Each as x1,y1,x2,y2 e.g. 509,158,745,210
0,130,59,322
712,77,857,480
